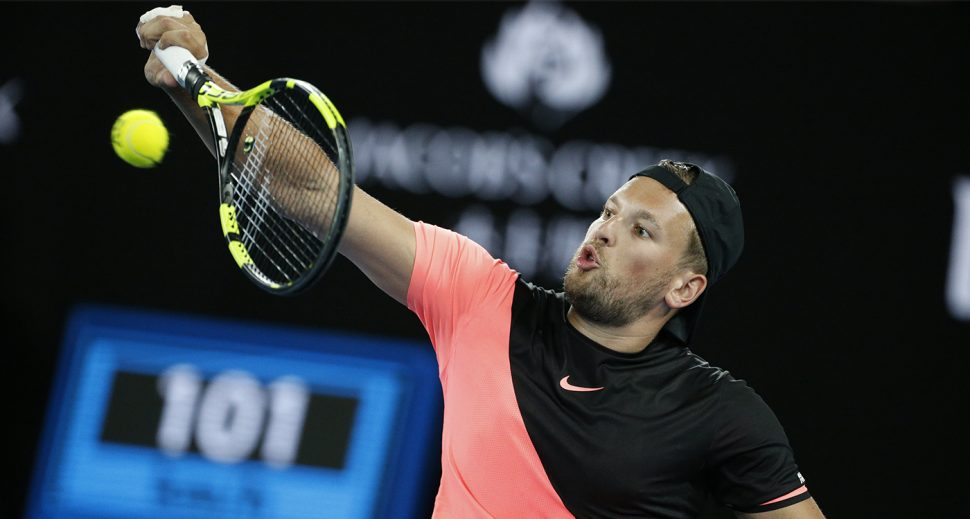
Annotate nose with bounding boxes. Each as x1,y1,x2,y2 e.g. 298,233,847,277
592,215,617,247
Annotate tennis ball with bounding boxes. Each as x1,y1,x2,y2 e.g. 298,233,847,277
111,109,169,168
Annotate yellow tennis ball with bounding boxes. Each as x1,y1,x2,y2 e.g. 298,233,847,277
111,109,169,168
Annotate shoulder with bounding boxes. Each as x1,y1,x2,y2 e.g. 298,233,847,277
508,278,565,329
676,350,757,397
681,356,779,427
407,222,519,315
412,221,516,279
414,221,500,263
674,350,738,397
668,351,779,429
707,366,774,417
699,361,793,456
512,278,563,308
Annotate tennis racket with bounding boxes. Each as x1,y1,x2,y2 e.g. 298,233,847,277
154,44,353,295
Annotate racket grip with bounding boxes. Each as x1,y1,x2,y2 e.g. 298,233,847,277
153,44,210,97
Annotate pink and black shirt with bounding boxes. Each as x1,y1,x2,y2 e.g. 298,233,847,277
407,222,810,518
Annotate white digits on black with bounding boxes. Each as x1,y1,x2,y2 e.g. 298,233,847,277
156,364,202,457
156,367,311,466
261,376,310,468
195,371,267,463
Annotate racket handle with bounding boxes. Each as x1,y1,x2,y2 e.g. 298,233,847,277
153,44,210,97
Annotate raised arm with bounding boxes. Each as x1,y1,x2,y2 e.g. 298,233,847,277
136,8,416,304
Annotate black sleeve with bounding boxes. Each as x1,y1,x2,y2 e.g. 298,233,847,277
706,377,811,513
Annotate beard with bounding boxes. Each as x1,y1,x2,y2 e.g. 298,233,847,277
563,256,672,328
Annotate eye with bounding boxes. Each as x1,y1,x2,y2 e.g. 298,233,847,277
601,207,613,219
635,225,651,239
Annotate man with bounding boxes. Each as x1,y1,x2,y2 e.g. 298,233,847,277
137,8,825,518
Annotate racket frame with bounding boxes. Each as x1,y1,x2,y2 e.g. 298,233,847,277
155,46,353,295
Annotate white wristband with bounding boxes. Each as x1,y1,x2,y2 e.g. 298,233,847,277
138,5,209,65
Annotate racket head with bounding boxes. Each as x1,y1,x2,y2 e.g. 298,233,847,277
214,78,353,295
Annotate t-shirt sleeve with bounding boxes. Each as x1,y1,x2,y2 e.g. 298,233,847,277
406,221,518,373
707,378,811,513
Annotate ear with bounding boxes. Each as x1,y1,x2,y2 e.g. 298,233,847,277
665,273,707,310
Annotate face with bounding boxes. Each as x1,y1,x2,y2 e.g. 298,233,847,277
563,177,696,327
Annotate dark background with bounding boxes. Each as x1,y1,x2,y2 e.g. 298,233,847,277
4,2,969,517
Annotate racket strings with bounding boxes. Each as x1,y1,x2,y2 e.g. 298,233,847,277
232,128,317,281
233,177,308,279
236,124,317,267
227,89,345,285
234,135,310,277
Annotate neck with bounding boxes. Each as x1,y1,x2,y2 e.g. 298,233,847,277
566,306,670,354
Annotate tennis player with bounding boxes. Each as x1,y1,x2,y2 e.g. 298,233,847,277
138,8,826,519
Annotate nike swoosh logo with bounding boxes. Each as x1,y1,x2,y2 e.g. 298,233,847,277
559,375,604,392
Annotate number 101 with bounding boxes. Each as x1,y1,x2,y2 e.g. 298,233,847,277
156,364,310,467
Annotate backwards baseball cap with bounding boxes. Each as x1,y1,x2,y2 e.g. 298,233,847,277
629,163,744,343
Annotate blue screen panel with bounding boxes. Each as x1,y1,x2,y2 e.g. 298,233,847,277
29,306,441,519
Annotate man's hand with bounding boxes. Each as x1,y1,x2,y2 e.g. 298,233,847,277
135,6,208,89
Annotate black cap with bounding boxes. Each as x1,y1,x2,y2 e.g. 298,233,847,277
629,163,744,343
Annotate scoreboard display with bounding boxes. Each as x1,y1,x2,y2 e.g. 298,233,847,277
28,306,441,519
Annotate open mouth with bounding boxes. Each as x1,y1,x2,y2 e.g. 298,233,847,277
576,244,600,271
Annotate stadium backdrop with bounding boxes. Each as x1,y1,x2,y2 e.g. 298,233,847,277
3,3,969,518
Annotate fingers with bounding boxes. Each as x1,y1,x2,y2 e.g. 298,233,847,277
157,28,207,56
137,16,183,48
136,7,208,89
136,6,190,43
137,15,176,48
136,9,207,59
